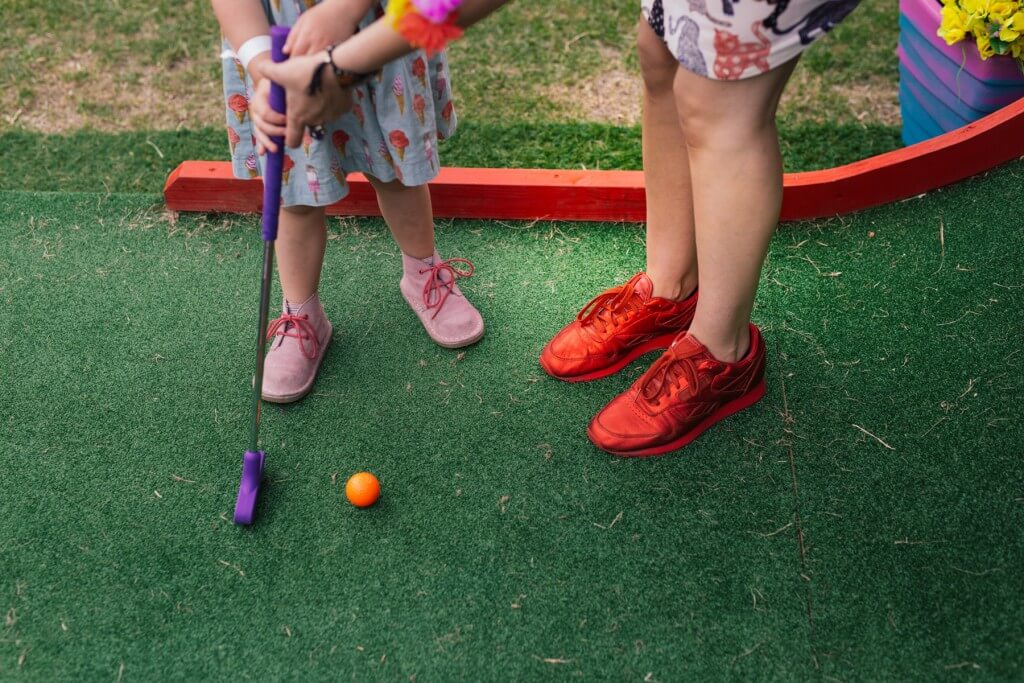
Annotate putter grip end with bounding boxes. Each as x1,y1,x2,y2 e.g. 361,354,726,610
261,26,290,243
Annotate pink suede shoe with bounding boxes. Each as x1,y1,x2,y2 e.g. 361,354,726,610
260,294,333,403
400,251,484,348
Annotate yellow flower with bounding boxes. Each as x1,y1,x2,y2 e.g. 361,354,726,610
952,1,988,35
961,0,991,15
942,25,968,43
975,32,996,57
989,1,1017,21
939,4,971,43
999,10,1024,40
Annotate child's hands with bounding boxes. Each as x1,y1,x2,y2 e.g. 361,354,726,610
285,0,370,57
260,54,354,149
247,66,289,155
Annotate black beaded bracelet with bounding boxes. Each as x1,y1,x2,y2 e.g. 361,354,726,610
329,44,377,87
306,46,375,96
304,45,378,140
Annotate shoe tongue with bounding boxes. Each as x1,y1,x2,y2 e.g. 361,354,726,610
632,273,654,301
670,332,708,359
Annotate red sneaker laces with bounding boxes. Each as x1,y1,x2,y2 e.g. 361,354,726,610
639,347,702,407
420,258,474,319
266,313,319,360
576,280,642,334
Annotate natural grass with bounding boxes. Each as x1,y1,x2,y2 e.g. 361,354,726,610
800,0,899,79
448,1,638,123
1,0,217,132
782,0,901,126
10,121,900,195
1,0,899,132
1,158,1022,678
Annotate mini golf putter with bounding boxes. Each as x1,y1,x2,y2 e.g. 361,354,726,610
234,26,290,526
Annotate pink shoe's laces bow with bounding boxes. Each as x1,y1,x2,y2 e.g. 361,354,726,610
420,257,474,318
266,313,319,360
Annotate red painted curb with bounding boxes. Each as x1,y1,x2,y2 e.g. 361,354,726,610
164,98,1024,223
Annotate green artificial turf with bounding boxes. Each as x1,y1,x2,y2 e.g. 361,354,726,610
1,160,1022,679
12,121,902,195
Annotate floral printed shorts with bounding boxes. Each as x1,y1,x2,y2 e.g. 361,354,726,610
642,0,861,80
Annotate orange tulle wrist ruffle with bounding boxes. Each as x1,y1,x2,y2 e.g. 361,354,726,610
396,12,463,56
386,0,464,57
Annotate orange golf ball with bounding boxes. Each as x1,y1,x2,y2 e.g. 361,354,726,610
345,472,380,508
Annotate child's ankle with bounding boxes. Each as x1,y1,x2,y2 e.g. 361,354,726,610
689,325,751,364
649,272,698,301
284,292,321,315
402,250,439,271
402,248,436,262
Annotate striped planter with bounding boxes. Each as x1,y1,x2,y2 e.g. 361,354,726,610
898,0,1024,144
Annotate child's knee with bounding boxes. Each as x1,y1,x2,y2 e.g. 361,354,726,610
364,173,402,192
674,64,793,148
637,21,677,94
280,204,327,230
282,204,319,216
673,88,773,150
672,86,715,147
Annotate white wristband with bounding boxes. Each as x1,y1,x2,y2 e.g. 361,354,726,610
236,35,272,70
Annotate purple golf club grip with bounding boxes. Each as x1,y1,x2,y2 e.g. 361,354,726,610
234,450,266,525
260,26,290,242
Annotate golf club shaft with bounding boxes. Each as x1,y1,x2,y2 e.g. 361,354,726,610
249,25,290,453
249,241,275,452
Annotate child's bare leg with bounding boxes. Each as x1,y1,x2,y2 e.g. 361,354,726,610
637,19,698,301
535,21,700,383
366,177,435,259
366,175,484,347
277,205,328,304
261,204,332,403
673,59,798,362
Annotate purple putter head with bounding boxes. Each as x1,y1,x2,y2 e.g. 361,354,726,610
234,450,266,525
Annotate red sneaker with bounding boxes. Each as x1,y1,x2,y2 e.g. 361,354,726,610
539,273,697,382
588,325,767,457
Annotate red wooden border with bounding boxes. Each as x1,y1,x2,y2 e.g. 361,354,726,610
164,98,1024,223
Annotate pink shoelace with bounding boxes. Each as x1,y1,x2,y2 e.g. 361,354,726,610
266,313,319,360
420,257,474,319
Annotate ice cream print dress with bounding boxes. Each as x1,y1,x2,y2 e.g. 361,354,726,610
642,0,861,81
221,0,457,206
